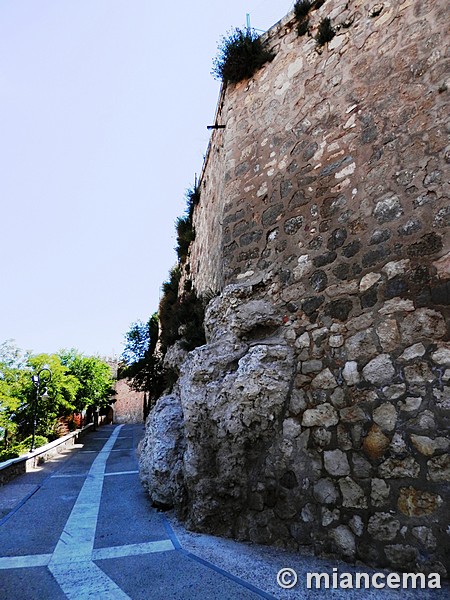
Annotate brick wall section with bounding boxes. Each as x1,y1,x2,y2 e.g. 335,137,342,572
181,0,450,575
114,379,144,424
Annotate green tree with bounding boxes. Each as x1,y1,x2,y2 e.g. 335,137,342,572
26,353,81,438
121,314,164,416
59,351,115,412
0,340,30,448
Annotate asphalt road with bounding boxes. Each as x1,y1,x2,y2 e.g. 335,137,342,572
0,424,273,600
0,424,448,600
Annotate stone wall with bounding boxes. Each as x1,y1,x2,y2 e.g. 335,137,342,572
190,0,449,296
0,425,93,485
140,0,450,576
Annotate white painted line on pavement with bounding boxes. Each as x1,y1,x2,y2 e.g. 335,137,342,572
104,470,139,477
51,473,87,478
51,470,138,479
92,539,175,560
50,559,131,599
50,425,122,563
1,425,176,598
79,449,125,453
48,425,132,599
0,554,51,569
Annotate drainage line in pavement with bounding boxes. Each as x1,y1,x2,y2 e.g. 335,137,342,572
161,515,182,550
161,515,276,600
0,485,41,526
178,548,277,600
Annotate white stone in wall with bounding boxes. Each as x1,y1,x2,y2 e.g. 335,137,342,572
431,345,450,366
362,354,395,385
302,403,339,428
311,368,337,389
330,525,356,560
342,361,360,386
373,403,398,433
382,259,410,279
324,449,350,476
379,299,415,314
410,434,450,457
293,255,313,280
295,332,310,349
349,515,364,537
398,397,422,413
339,477,367,509
360,272,381,291
376,319,400,352
398,343,426,362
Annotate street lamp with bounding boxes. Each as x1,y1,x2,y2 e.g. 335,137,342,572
30,367,52,452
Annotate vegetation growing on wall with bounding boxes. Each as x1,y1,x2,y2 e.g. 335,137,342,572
122,182,209,397
175,186,200,264
294,0,312,19
294,1,330,37
315,17,335,46
158,268,207,353
212,27,274,84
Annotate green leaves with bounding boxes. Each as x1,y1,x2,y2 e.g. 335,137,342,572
0,342,114,449
58,351,115,411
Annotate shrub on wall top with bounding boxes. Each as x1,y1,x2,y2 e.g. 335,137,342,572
212,27,274,84
315,17,335,46
294,0,312,19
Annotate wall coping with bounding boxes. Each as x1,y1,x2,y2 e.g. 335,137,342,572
0,423,93,473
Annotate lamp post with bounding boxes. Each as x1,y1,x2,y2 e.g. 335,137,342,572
30,367,52,452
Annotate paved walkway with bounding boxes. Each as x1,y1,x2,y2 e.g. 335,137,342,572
0,425,447,599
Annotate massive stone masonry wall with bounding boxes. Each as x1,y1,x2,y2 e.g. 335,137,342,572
190,0,449,295
140,0,450,576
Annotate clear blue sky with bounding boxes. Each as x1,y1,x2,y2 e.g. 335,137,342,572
0,1,293,358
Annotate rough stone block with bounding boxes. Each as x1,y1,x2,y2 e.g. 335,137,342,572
339,477,367,509
362,354,395,385
371,478,390,507
379,457,420,479
368,513,400,541
373,403,398,433
397,487,443,517
324,449,350,477
302,403,339,428
363,425,390,460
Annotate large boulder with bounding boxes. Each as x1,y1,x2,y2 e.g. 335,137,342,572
139,394,186,509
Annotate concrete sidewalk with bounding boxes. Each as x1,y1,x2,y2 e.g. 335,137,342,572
0,425,447,599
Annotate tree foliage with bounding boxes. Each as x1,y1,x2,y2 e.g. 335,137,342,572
120,314,165,410
0,341,115,455
59,350,115,412
0,341,28,446
25,353,81,438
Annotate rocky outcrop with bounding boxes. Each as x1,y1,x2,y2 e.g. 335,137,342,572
140,279,450,574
